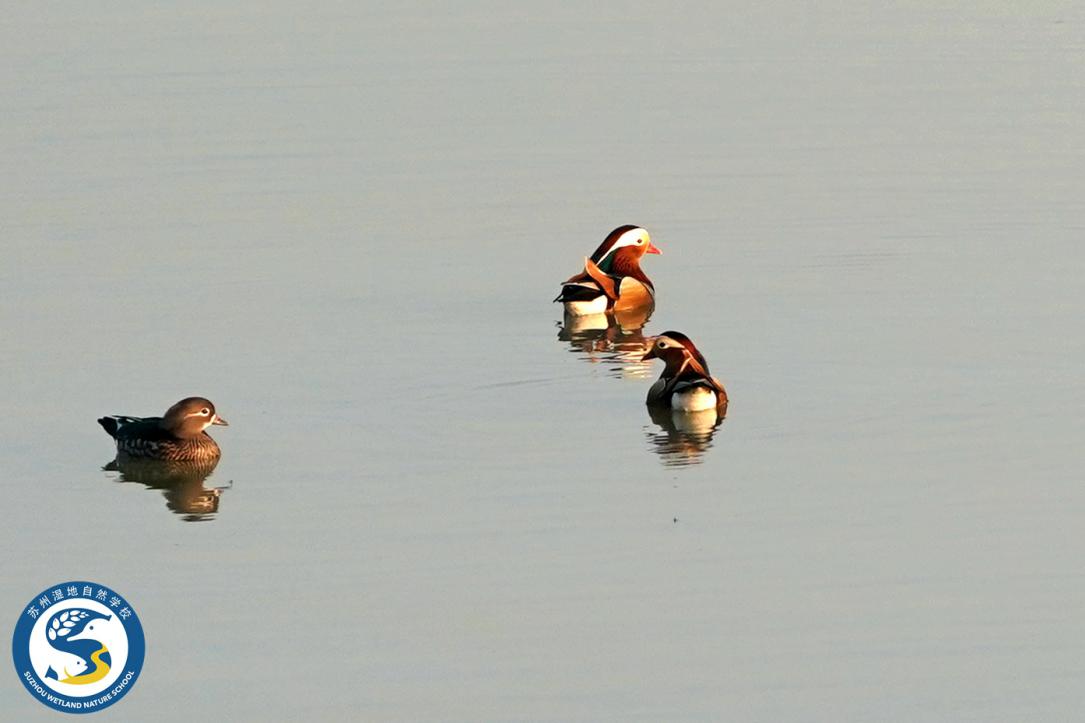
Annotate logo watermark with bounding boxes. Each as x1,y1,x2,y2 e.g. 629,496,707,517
11,581,145,714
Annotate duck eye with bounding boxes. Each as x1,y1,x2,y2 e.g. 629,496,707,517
201,408,210,416
656,340,666,348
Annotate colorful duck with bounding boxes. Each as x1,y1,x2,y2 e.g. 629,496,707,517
641,332,728,411
554,225,662,316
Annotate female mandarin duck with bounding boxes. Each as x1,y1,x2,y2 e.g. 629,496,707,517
554,225,662,316
642,332,728,411
98,397,228,462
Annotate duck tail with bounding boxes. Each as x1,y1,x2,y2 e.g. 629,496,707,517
97,417,119,438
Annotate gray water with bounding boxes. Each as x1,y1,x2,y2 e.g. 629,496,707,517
3,4,1084,721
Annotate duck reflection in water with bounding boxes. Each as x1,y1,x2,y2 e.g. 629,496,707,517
557,305,656,379
104,456,230,522
641,331,729,466
645,404,726,466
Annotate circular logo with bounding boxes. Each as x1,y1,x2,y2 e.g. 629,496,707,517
11,582,145,714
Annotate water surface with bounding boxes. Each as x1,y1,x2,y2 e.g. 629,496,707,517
2,4,1084,721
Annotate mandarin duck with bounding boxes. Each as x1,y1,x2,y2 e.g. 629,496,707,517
642,332,728,411
554,225,661,316
98,397,228,462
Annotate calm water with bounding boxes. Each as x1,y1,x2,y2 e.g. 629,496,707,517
3,4,1084,721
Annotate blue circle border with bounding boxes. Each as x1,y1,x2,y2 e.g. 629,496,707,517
11,581,145,714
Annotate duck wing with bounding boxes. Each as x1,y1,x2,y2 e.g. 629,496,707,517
98,415,166,440
554,281,604,303
557,257,619,303
582,257,619,301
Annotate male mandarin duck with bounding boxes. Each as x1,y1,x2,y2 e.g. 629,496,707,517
98,397,228,462
554,225,662,316
642,332,728,411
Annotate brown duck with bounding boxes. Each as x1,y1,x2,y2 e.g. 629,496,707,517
98,397,228,462
554,225,662,316
642,332,728,411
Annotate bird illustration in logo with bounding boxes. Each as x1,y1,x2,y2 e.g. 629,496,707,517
41,609,114,685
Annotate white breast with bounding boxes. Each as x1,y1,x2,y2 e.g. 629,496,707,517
671,386,719,412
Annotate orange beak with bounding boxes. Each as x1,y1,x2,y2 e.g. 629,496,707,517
645,242,662,255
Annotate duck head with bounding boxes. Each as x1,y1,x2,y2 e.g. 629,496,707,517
641,331,712,377
589,225,662,276
160,397,228,438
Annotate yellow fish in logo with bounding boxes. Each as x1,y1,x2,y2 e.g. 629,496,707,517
60,645,110,685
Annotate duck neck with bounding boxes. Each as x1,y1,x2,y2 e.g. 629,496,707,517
609,253,652,288
662,355,693,379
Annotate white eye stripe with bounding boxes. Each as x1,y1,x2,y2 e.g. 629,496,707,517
596,228,650,265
